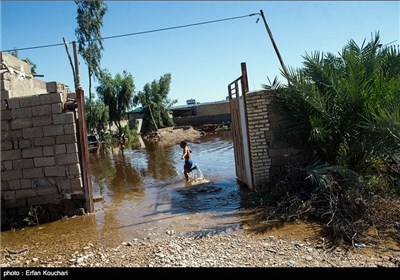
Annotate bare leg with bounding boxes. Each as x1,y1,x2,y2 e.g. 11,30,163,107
184,170,189,181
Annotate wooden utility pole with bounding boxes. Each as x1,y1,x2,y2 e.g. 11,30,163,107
72,41,81,90
259,9,291,86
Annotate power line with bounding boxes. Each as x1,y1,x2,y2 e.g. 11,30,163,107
383,40,398,47
1,13,257,53
2,42,66,52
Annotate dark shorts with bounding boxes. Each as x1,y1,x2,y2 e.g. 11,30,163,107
184,160,194,171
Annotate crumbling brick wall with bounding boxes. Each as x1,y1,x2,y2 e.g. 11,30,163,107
1,53,85,229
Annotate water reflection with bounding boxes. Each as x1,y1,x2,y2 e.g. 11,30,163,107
90,147,146,203
144,142,178,181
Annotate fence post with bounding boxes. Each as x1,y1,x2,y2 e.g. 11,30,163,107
73,42,93,213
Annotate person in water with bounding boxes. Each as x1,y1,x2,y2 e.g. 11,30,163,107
180,140,196,181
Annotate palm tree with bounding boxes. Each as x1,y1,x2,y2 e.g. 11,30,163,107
261,33,400,242
265,32,400,189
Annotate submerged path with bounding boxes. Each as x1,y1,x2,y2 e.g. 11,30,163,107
1,132,399,267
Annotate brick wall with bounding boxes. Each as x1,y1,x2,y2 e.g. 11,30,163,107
245,91,271,189
245,90,309,191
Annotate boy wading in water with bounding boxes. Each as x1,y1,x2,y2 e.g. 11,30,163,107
180,141,196,181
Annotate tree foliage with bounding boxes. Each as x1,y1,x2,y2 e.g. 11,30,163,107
75,0,107,128
267,32,400,175
84,98,109,140
133,73,176,133
75,0,107,80
261,33,400,243
96,69,135,138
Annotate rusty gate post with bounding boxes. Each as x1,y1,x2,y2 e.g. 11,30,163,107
73,41,93,213
76,88,93,213
240,62,249,94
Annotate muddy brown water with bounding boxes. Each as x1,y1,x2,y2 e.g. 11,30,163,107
1,131,321,261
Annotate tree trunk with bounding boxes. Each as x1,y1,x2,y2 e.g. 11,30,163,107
114,120,124,140
148,104,158,132
88,67,92,133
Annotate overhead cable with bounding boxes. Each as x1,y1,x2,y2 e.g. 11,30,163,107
1,13,258,52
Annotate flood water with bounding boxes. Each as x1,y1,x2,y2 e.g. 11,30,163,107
1,132,261,258
89,131,247,243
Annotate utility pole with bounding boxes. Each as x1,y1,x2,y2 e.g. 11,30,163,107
72,41,81,90
259,9,291,86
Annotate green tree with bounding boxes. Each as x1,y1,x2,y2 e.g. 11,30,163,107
75,0,107,128
133,73,176,133
96,69,135,138
84,98,109,140
267,33,399,173
262,33,400,242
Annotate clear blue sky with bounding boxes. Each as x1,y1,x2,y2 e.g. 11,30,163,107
1,1,399,105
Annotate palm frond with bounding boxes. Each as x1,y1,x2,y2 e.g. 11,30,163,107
359,106,400,156
262,76,281,90
304,161,359,188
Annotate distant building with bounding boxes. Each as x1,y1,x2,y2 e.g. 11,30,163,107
128,107,144,131
171,99,231,126
186,98,196,105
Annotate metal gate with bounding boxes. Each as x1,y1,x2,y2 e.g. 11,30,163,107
227,62,253,190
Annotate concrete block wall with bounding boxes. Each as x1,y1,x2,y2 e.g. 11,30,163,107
1,91,85,229
1,52,48,99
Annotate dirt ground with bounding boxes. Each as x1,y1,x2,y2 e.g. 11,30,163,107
143,126,204,147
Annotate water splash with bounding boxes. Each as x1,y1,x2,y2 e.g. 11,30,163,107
176,163,209,185
186,164,210,185
190,164,204,179
175,167,183,179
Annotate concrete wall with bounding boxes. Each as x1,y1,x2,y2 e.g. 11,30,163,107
173,114,231,126
128,112,143,130
1,52,48,99
108,119,129,134
172,108,193,118
195,101,230,116
1,54,85,229
171,101,231,126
